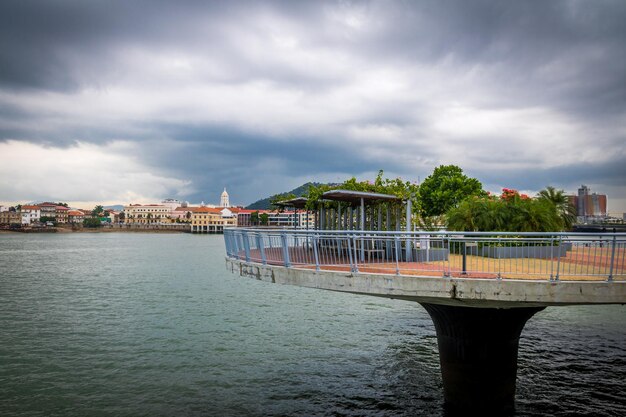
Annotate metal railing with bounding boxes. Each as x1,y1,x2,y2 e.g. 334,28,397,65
224,229,626,282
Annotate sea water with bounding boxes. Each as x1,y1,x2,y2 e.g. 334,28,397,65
1,233,624,416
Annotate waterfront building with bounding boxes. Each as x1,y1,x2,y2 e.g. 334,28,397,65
0,210,21,225
39,202,58,219
55,206,69,223
161,199,186,216
76,209,94,220
20,205,41,225
190,207,237,233
237,209,264,227
236,209,313,228
123,204,170,224
0,205,8,212
68,210,85,223
171,206,206,222
105,210,121,223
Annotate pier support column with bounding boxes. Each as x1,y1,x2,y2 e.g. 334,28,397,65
420,303,543,416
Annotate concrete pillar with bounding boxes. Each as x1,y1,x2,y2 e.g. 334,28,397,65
348,207,353,230
420,303,544,416
360,198,365,230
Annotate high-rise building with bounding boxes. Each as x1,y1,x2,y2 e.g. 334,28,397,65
570,185,607,218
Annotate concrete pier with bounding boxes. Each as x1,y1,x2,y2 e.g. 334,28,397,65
421,303,543,415
224,229,626,414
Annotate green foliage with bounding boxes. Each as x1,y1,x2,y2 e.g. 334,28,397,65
92,205,104,217
39,216,56,224
418,165,484,218
83,218,102,228
271,193,296,210
247,182,328,210
446,189,564,232
260,213,269,225
250,211,259,225
56,202,68,207
538,186,577,230
305,170,419,211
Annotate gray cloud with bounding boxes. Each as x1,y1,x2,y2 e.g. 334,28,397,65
0,1,625,209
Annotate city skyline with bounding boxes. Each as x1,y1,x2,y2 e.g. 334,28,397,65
1,1,625,211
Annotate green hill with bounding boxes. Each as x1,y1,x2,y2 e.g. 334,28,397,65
246,182,331,210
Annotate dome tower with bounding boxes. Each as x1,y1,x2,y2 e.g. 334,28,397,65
220,188,230,207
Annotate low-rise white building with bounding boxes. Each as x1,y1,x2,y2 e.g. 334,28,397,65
20,205,41,225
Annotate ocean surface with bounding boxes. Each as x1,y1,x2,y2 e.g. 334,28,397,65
1,232,624,416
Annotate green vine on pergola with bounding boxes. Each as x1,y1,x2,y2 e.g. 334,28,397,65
302,170,419,211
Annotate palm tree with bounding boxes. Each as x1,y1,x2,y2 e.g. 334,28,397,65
538,186,576,230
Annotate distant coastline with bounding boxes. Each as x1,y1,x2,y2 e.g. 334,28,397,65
0,225,191,234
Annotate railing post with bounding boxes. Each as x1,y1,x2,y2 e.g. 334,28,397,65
555,235,563,281
461,240,467,275
224,231,231,257
394,236,400,275
359,231,365,263
233,233,240,259
348,234,358,273
444,237,451,277
257,233,266,265
608,234,617,282
281,231,291,267
549,237,555,281
242,231,251,262
312,235,320,271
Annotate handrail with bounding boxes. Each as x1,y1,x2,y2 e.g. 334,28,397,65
224,229,626,282
226,227,626,237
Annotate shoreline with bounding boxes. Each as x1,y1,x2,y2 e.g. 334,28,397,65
0,226,193,234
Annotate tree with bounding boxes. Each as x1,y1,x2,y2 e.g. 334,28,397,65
538,186,577,230
250,211,259,226
92,205,104,217
418,165,484,218
39,216,56,225
260,213,269,226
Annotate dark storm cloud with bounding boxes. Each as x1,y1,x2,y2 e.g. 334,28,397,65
145,123,384,176
4,1,625,107
475,155,626,192
0,1,625,206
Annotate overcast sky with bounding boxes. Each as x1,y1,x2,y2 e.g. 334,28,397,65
1,0,625,212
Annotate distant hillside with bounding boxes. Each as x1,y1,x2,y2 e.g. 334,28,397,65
246,182,331,210
104,205,125,211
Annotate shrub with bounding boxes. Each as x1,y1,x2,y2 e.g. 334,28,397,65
446,188,564,232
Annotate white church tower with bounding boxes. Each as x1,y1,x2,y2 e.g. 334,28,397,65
220,188,230,208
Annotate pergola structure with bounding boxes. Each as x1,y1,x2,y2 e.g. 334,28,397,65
319,189,414,261
274,197,309,229
317,189,412,232
273,190,415,240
